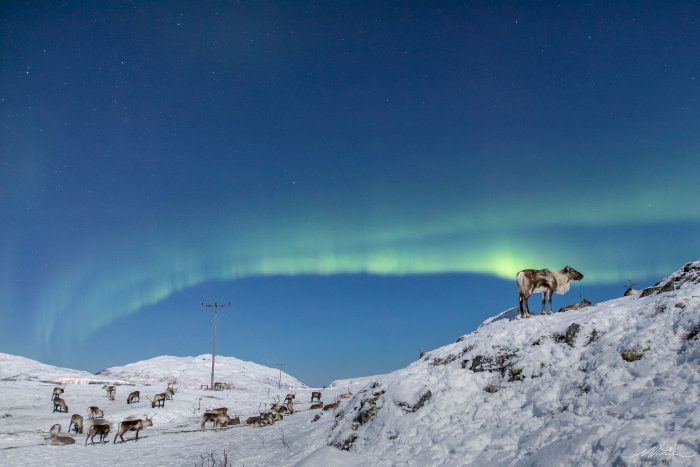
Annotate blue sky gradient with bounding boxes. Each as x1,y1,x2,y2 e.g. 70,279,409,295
1,1,699,385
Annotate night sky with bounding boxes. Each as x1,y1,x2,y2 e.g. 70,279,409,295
2,2,700,386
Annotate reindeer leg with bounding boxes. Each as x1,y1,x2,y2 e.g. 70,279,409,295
518,294,524,318
523,294,531,318
548,290,554,314
541,292,547,315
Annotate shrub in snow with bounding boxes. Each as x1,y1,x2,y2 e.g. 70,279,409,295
508,367,523,382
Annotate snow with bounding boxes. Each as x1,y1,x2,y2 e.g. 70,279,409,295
295,446,368,466
327,261,700,465
0,353,111,384
97,354,308,391
2,261,700,466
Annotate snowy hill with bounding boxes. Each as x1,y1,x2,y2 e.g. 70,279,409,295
2,263,699,466
97,354,308,390
325,261,700,465
0,353,112,384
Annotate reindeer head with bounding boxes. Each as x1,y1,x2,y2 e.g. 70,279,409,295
562,266,584,281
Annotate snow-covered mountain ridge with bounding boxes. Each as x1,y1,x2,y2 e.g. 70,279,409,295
327,261,700,465
97,354,307,390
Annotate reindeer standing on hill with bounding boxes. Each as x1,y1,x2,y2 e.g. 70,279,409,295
113,415,154,443
127,390,140,404
516,266,584,318
85,420,111,445
53,397,68,413
102,385,116,400
50,386,64,401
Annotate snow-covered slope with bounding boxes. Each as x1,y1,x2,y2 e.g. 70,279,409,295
0,353,109,384
328,374,384,389
97,354,308,390
326,261,700,465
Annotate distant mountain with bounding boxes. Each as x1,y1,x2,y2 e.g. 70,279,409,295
97,353,308,390
0,353,109,384
326,261,700,465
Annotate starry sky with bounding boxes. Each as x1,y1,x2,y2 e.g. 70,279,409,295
2,1,700,386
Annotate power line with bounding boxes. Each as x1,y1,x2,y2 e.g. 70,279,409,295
202,302,231,390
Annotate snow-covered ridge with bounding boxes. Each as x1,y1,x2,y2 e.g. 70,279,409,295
0,353,114,384
97,354,308,390
327,261,700,465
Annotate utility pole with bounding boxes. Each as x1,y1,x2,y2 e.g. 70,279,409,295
276,363,285,389
202,302,231,390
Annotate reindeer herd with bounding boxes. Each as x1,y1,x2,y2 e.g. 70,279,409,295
45,381,175,446
44,381,353,447
198,389,352,432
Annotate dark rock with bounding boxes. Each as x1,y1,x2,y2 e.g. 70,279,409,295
554,323,581,347
687,323,700,341
397,390,432,413
658,281,676,294
558,299,592,313
585,329,599,346
431,354,458,366
333,434,358,451
468,350,517,375
621,347,646,362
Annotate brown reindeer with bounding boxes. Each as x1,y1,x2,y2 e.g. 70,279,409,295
53,397,68,413
43,425,75,446
88,406,104,420
48,424,62,436
227,416,241,426
309,403,323,410
310,391,322,402
85,420,111,445
206,407,229,416
102,385,116,400
516,266,584,318
200,412,231,430
246,412,274,427
338,391,353,400
284,393,295,404
51,386,64,401
165,387,176,400
113,415,154,443
245,415,262,426
149,393,166,408
68,414,83,434
126,390,140,404
273,404,288,414
323,401,340,411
